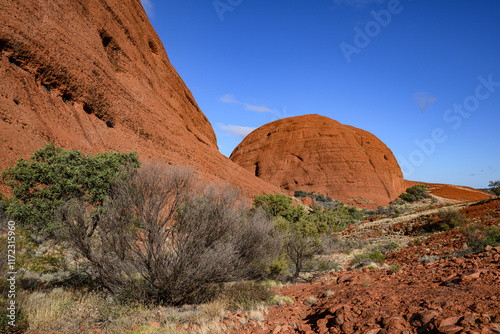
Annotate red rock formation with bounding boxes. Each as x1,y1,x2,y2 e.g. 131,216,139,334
230,114,406,207
0,0,276,196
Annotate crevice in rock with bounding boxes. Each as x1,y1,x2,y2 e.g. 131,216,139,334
83,103,93,114
62,93,73,104
148,40,158,54
255,162,260,177
292,154,304,162
99,29,127,72
41,83,52,92
184,92,197,108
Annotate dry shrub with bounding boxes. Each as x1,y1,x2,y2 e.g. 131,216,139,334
21,288,180,333
438,208,466,230
57,162,280,305
218,281,272,310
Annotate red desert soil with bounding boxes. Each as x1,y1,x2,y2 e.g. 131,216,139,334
0,0,276,198
405,181,494,203
216,199,500,334
230,115,406,208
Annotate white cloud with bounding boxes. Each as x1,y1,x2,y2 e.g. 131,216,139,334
244,104,273,113
219,94,274,114
141,0,154,18
220,94,241,104
217,124,256,138
413,92,437,112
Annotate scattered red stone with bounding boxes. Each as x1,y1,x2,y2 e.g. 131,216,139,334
222,199,500,334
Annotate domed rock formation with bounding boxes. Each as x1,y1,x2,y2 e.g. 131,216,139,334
0,0,276,196
230,114,406,207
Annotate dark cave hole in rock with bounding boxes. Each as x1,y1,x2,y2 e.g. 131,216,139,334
83,104,92,114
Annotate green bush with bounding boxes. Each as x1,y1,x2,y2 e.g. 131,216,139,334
310,202,361,232
377,241,400,254
368,249,386,263
253,194,305,223
351,249,386,269
464,225,500,252
399,184,429,203
399,193,415,202
489,180,500,196
438,208,466,231
272,215,323,279
294,190,308,198
1,143,140,234
254,193,366,279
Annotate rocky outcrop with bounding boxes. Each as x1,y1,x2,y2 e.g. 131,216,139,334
0,0,276,196
230,114,406,207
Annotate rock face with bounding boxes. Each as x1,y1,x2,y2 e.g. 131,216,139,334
0,0,275,196
230,114,405,207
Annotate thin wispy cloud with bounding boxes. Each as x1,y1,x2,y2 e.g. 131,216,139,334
413,92,437,112
220,94,241,104
244,104,273,113
217,124,256,138
219,94,274,114
141,0,154,18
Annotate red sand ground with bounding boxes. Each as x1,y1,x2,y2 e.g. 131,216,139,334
405,181,494,203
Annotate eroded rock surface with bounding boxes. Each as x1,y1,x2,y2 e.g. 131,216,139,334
230,114,405,207
0,0,276,196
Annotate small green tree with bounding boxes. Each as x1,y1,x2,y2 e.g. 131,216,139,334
489,180,500,196
253,193,306,222
1,143,140,234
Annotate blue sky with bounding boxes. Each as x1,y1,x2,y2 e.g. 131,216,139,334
141,0,500,189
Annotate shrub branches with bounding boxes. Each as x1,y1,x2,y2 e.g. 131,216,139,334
57,163,280,305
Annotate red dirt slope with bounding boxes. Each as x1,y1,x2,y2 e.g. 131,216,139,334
405,180,494,203
0,0,276,197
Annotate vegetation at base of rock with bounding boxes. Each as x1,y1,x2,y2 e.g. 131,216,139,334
437,208,467,231
412,209,467,235
399,184,430,203
216,282,273,310
56,162,280,305
463,225,500,253
350,249,386,269
489,180,500,196
253,194,305,223
253,193,367,279
0,143,140,234
294,190,337,208
1,144,280,309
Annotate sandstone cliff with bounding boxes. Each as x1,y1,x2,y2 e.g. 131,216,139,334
0,0,276,196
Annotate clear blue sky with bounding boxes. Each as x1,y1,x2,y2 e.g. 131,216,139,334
141,0,500,189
